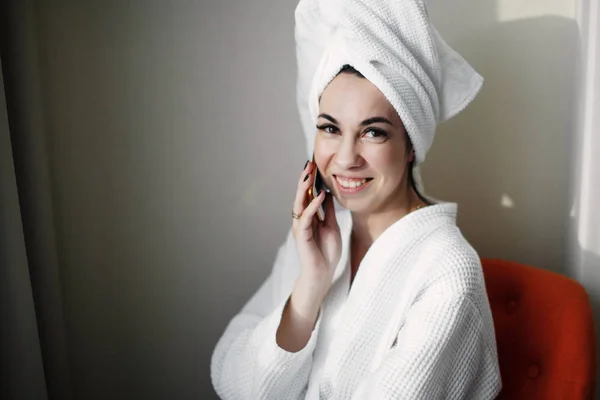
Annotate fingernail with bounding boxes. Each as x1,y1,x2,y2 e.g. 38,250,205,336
304,160,309,169
303,174,310,182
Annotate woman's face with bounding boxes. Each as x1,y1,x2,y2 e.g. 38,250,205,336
314,72,414,215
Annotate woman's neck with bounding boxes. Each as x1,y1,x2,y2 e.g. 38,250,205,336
351,187,425,249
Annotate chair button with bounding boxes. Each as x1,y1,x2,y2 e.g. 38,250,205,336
505,299,519,315
527,364,540,379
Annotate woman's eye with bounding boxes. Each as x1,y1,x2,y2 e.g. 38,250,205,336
316,124,339,134
364,128,388,140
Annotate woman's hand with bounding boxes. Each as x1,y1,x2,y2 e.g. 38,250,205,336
291,160,342,303
276,160,342,352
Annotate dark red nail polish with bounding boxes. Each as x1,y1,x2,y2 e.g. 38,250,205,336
304,160,309,169
303,174,309,182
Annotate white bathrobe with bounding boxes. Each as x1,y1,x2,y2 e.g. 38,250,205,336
211,203,502,399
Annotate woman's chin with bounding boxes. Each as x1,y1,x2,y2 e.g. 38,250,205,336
336,198,373,214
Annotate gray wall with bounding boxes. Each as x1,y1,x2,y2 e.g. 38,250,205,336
24,0,582,398
422,0,579,275
35,1,303,398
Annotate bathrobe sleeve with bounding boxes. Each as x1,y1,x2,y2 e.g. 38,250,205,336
351,288,501,399
210,230,323,400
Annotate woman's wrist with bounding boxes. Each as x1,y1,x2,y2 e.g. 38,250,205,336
277,294,318,352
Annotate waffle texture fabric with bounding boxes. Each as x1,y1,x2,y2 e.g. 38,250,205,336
211,203,502,399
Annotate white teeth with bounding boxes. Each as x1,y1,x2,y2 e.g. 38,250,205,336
336,176,368,188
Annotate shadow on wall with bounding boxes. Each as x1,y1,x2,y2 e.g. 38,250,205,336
422,14,580,277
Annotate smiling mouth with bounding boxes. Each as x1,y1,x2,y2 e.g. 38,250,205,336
334,175,374,189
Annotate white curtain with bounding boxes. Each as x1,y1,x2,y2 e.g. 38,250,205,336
571,0,600,396
571,0,600,297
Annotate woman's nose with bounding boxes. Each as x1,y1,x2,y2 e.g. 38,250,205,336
333,136,362,170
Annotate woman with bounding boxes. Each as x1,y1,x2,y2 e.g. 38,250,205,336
211,0,501,398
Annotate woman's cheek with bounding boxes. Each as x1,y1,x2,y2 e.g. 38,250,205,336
364,145,400,172
314,136,338,168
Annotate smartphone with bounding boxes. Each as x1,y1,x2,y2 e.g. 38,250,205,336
307,157,331,222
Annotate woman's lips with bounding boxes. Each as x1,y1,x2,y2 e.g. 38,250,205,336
333,175,373,194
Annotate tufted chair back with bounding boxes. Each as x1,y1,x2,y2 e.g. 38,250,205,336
481,259,597,399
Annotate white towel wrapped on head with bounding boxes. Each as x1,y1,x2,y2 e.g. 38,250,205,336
295,0,482,166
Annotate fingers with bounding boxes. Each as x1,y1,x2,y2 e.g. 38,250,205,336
296,190,326,235
293,160,314,218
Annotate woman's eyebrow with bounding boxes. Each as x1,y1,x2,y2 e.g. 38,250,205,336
317,113,338,124
318,114,394,126
360,116,393,126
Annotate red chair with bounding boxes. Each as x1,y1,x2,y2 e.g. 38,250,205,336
482,259,597,399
